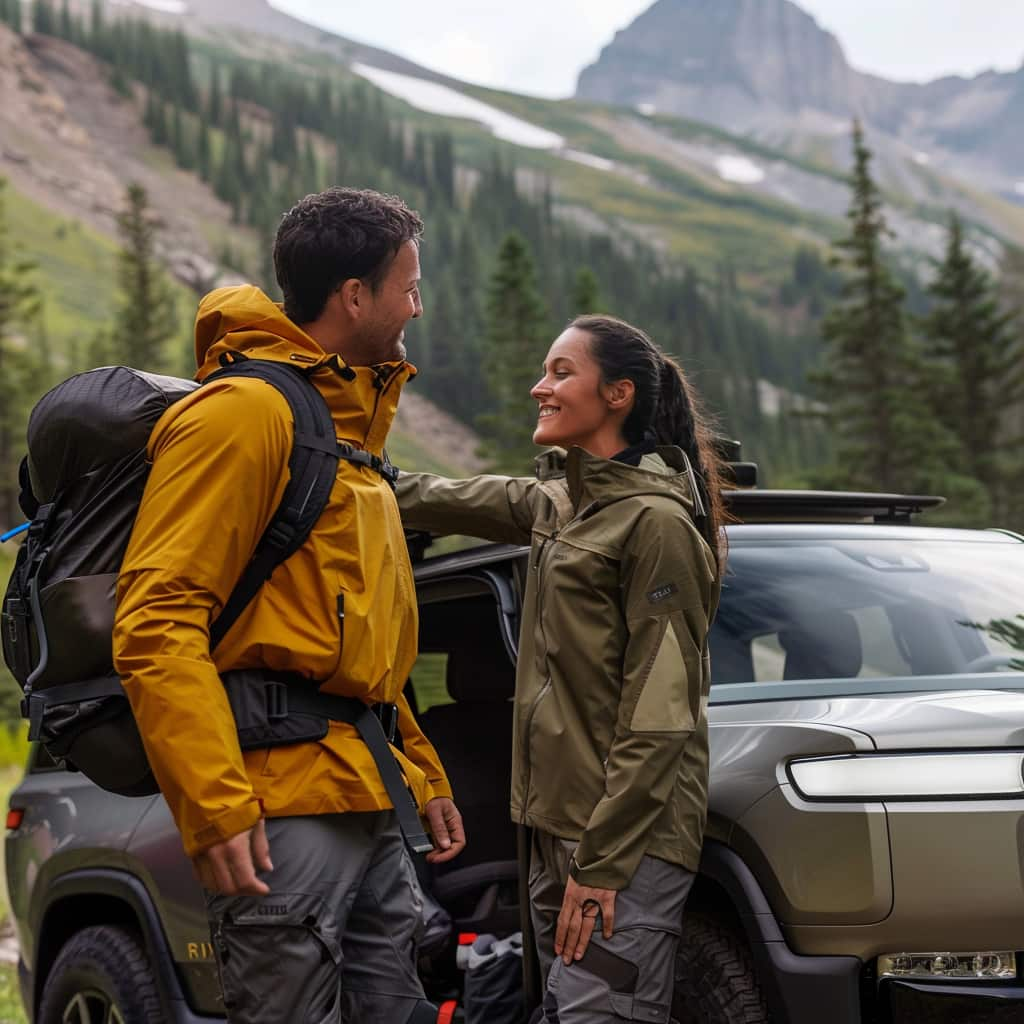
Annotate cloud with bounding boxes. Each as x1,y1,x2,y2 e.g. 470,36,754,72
403,30,497,87
271,0,1024,97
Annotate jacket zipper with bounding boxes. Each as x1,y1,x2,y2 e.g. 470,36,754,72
367,364,400,444
518,528,559,821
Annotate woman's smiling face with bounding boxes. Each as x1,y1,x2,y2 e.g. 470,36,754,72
531,327,632,455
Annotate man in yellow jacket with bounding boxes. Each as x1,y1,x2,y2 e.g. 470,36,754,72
113,187,464,1023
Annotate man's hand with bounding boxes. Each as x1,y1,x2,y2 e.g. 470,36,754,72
423,797,466,864
555,875,616,964
192,820,273,896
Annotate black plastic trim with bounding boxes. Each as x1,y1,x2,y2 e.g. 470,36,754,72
699,840,862,1024
886,978,1024,1001
31,868,221,1023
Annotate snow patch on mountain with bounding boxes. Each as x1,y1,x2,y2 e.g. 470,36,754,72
110,0,187,13
715,155,765,184
351,63,564,150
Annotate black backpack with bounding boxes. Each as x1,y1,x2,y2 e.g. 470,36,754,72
1,356,341,797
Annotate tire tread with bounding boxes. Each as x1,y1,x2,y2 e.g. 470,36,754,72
39,924,164,1024
673,912,770,1024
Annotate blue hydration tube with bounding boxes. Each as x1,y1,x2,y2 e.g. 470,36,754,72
0,523,29,543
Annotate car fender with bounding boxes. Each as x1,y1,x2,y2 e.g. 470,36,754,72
30,867,219,1023
697,840,862,1024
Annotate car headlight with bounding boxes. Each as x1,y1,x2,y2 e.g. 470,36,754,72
878,951,1017,981
787,752,1024,801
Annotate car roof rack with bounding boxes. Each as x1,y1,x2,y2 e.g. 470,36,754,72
725,490,946,524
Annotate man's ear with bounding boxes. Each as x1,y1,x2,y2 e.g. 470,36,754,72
338,278,363,319
604,378,635,412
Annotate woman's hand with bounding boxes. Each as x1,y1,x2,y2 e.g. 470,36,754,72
555,875,616,964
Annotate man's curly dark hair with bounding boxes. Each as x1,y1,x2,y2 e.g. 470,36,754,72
273,188,424,324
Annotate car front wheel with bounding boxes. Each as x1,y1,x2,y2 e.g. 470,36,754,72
672,912,770,1024
39,924,164,1024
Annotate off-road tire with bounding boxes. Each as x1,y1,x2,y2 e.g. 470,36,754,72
39,924,163,1024
672,912,770,1024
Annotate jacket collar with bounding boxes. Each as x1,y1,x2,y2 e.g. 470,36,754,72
534,445,700,518
194,285,414,455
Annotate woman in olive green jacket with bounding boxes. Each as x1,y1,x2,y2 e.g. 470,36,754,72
397,315,726,1023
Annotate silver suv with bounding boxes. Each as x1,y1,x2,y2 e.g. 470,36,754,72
5,489,1024,1024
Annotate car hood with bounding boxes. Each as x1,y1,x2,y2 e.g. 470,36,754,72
713,686,1024,749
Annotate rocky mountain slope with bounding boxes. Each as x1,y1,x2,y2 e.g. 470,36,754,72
576,0,1024,201
49,0,1022,268
0,23,483,477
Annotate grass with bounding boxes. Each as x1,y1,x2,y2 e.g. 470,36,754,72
0,756,27,1024
6,188,119,346
0,766,26,923
5,184,196,374
0,964,25,1024
386,432,466,477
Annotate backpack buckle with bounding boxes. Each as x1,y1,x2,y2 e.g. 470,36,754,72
265,521,296,550
265,682,288,721
23,694,46,742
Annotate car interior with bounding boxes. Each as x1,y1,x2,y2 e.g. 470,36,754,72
708,543,1011,684
404,589,521,991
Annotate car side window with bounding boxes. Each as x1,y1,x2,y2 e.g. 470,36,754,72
746,605,914,683
712,537,1024,687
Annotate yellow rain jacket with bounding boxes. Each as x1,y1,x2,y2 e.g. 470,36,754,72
113,285,451,858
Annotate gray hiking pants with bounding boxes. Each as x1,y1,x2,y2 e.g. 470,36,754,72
530,829,694,1023
206,811,436,1024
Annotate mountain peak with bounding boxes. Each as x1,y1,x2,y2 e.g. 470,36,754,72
576,0,878,127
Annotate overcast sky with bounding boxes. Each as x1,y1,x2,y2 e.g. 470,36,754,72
269,0,1024,98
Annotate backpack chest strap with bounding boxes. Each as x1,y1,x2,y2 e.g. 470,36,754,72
337,442,399,487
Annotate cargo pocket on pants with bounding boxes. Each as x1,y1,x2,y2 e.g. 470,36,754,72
212,892,343,1024
574,942,672,1023
608,993,672,1022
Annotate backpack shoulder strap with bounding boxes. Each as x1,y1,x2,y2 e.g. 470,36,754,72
203,357,339,651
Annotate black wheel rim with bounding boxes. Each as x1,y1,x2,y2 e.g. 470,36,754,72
61,990,126,1024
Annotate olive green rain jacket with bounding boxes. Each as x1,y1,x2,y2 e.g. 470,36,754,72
397,446,720,890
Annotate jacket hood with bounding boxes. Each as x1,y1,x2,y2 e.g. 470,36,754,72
193,285,414,454
195,285,337,377
534,444,703,518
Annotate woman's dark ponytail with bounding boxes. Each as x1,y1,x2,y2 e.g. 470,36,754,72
572,314,728,569
655,355,728,559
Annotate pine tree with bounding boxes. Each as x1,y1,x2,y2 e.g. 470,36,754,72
171,102,193,169
207,65,223,126
477,232,550,473
88,0,102,49
425,270,475,419
150,98,169,147
108,183,179,372
300,133,319,195
0,178,43,530
922,214,1022,521
570,267,603,314
31,0,55,34
196,117,212,181
815,122,951,495
432,133,455,205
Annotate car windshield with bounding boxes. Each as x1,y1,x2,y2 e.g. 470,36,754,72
710,536,1024,688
